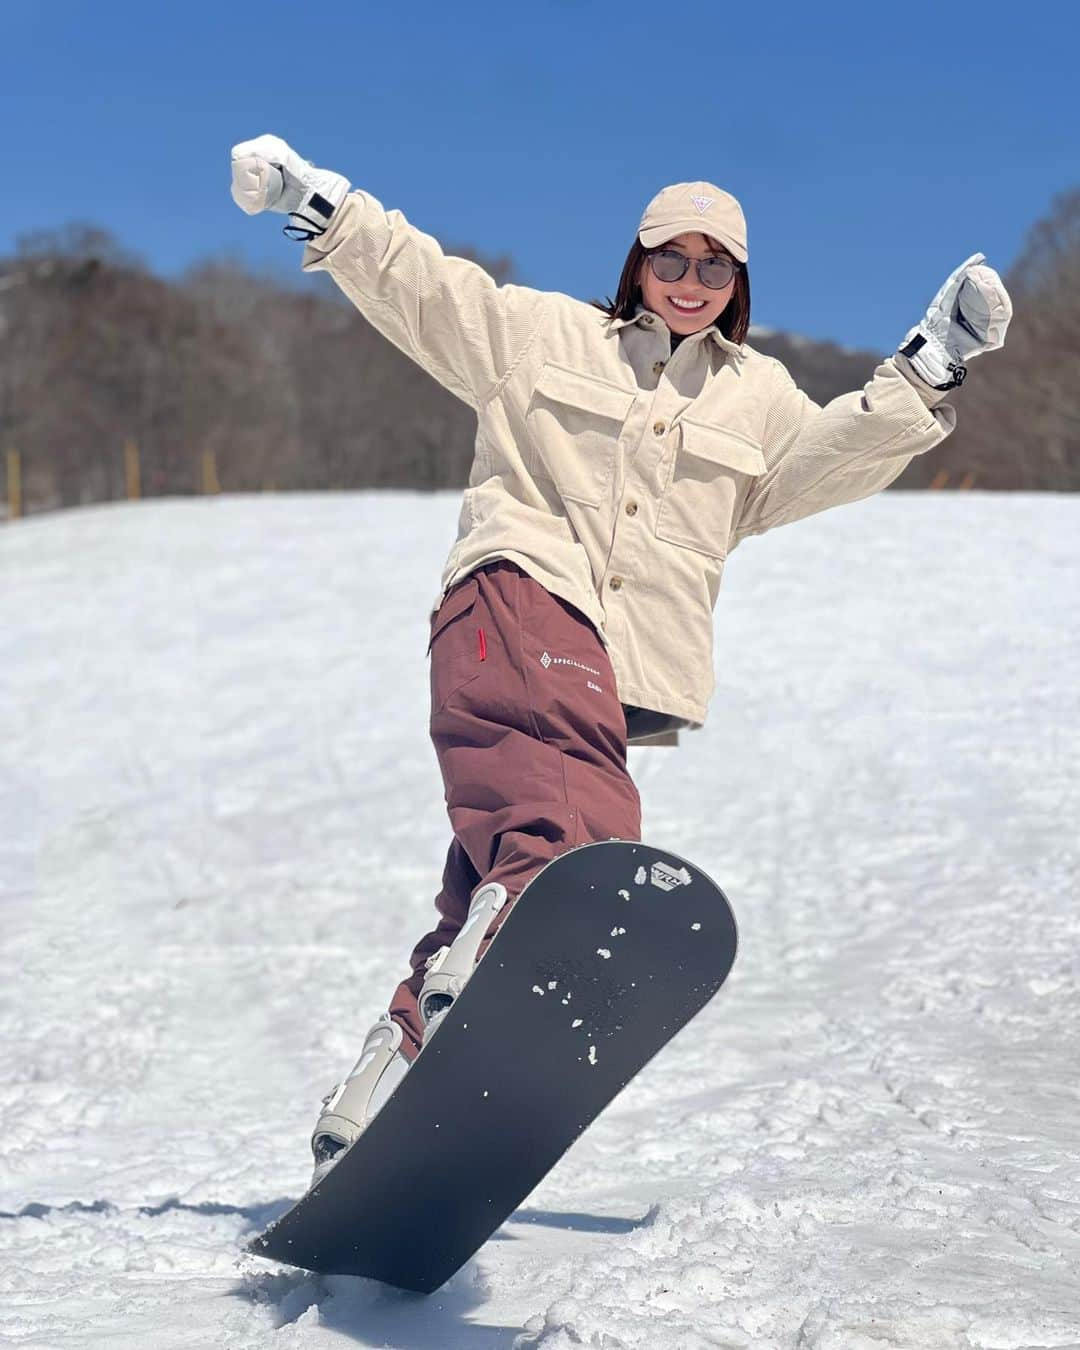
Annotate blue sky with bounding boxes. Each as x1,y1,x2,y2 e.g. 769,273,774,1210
3,0,1076,351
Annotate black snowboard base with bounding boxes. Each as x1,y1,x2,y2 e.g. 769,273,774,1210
249,840,737,1292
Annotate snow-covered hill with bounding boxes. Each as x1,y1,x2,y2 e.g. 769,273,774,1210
2,492,1078,1348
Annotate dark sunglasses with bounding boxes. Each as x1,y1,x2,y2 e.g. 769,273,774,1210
648,249,738,291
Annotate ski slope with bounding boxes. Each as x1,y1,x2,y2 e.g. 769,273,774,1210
2,491,1078,1349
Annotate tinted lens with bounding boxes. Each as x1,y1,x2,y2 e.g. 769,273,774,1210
650,251,689,283
699,258,736,290
650,251,736,289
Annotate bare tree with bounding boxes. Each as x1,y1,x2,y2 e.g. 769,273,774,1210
897,187,1080,491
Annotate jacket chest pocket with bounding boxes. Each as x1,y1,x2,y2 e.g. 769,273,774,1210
524,362,636,508
655,420,767,558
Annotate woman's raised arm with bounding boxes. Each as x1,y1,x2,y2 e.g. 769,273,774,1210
732,255,1013,543
230,134,547,412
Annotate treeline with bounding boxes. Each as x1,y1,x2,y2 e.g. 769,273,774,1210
1,189,1077,516
0,227,510,512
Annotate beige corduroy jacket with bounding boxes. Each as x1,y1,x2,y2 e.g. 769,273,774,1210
303,191,956,733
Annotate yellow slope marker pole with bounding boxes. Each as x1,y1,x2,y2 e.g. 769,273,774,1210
125,440,141,501
202,449,220,496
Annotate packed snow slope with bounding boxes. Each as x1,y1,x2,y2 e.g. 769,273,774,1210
2,491,1078,1350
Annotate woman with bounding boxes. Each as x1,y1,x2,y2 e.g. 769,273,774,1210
230,135,1012,1184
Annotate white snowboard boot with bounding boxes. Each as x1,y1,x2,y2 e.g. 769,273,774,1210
310,1013,410,1188
416,881,509,1028
308,881,508,1188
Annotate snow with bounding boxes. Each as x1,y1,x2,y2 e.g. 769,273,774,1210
2,490,1078,1348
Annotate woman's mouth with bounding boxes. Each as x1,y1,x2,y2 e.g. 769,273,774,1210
668,296,706,313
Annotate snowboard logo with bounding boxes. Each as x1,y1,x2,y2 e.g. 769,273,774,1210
650,861,692,891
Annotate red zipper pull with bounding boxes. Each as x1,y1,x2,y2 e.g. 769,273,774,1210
478,627,487,661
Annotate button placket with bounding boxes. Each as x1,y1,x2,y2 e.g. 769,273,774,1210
627,379,675,484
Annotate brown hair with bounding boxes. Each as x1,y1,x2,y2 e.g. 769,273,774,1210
590,235,751,345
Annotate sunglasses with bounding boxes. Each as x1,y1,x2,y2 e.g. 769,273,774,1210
648,249,738,291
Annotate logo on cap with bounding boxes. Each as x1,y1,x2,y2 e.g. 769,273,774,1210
690,195,714,214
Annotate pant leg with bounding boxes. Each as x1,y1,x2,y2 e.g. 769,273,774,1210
388,560,641,1056
388,837,477,1049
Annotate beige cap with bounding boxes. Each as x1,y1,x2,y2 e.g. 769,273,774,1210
638,181,748,263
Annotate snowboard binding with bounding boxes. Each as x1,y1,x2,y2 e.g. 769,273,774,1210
308,882,509,1188
417,881,508,1028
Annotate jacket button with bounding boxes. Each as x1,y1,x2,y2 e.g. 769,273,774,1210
625,501,638,516
652,360,665,376
609,576,623,591
642,315,654,325
653,420,666,436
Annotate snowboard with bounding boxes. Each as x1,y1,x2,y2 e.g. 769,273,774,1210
249,839,737,1293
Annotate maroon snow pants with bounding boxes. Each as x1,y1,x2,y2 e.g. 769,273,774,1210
389,560,642,1058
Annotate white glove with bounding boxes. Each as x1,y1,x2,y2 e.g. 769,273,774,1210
898,254,1013,390
230,134,350,240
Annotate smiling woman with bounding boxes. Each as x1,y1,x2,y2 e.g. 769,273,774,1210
642,236,737,330
229,136,1012,1191
592,183,751,343
595,243,750,342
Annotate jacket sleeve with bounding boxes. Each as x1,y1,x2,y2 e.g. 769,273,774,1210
731,355,957,545
301,191,547,411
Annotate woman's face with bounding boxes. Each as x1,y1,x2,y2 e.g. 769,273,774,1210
638,232,737,336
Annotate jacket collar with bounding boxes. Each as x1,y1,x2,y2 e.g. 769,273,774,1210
605,302,747,359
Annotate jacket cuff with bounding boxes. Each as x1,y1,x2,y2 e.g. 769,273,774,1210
301,191,365,270
893,351,952,409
